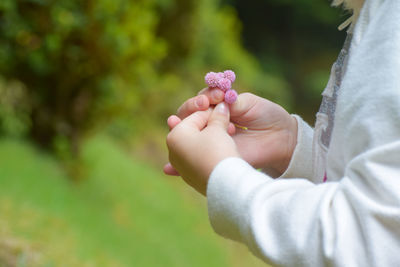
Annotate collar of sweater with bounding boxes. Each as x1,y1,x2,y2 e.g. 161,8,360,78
332,0,365,30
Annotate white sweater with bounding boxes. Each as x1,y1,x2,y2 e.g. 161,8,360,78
207,0,400,266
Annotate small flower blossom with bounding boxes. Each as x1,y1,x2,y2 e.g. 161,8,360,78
204,70,238,103
224,89,238,104
205,72,219,88
217,78,232,92
223,70,236,83
217,72,225,79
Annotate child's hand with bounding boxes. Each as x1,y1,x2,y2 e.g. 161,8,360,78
164,91,297,177
229,93,298,176
166,103,240,196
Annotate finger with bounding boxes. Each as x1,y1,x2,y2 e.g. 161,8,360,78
180,109,212,131
177,95,210,119
198,87,225,105
163,163,180,176
167,115,181,130
228,122,236,136
207,102,230,131
229,92,258,118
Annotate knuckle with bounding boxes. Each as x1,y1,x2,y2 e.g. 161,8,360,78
197,87,209,95
166,129,182,149
241,92,253,98
176,104,185,116
166,132,176,148
239,92,259,104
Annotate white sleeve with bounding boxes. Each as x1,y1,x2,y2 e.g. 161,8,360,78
207,1,400,266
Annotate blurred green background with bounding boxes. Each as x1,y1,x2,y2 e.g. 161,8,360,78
0,0,347,266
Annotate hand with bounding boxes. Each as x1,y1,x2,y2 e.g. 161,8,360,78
164,89,297,177
166,103,240,196
228,93,297,176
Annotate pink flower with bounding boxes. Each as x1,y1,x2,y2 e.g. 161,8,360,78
205,72,219,88
217,78,232,92
217,72,225,79
224,89,238,104
205,70,237,103
223,70,236,83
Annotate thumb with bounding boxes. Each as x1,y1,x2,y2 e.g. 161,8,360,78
208,102,230,130
229,93,257,118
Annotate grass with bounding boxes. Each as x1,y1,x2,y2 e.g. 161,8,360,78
0,136,266,266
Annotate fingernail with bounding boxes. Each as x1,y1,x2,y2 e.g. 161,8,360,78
195,96,204,108
212,90,222,100
216,102,228,115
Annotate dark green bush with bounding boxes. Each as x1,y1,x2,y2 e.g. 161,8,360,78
0,0,290,155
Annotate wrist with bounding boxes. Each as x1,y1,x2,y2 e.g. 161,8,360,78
267,115,298,176
206,149,241,178
282,115,298,173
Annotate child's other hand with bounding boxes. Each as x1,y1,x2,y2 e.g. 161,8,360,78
166,103,239,196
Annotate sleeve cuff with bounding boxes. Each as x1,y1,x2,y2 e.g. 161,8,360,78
279,114,314,180
207,157,273,242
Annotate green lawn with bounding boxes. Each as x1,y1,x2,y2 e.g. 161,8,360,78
0,136,265,266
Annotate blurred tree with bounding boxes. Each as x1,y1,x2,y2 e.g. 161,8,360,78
226,0,347,122
0,0,290,158
154,0,293,118
0,0,166,155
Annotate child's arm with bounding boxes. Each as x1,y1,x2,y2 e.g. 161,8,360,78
208,1,400,265
168,1,400,265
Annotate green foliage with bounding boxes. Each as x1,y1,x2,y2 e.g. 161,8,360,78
0,0,165,150
0,78,31,137
0,136,267,266
189,1,291,105
0,0,290,154
225,0,346,122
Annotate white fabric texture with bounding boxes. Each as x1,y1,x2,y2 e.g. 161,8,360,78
207,0,400,266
